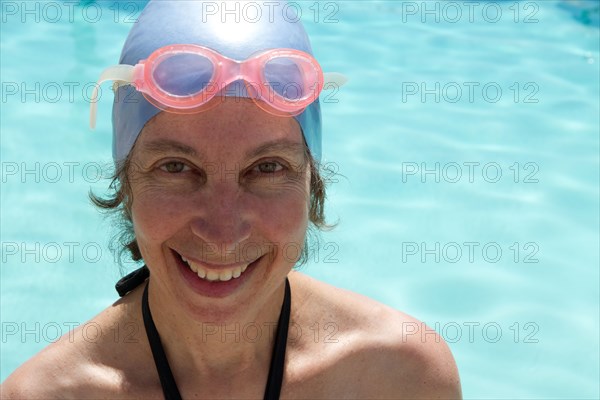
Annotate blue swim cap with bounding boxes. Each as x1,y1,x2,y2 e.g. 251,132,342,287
112,0,322,164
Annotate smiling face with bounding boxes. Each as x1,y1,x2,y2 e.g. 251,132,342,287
127,97,311,316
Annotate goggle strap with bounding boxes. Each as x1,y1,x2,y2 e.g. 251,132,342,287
90,65,135,129
323,72,348,89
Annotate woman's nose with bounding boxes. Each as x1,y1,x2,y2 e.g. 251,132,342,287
188,182,251,253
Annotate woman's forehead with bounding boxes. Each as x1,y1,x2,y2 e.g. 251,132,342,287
136,99,304,157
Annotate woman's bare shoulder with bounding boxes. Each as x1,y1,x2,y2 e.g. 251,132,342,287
288,271,462,398
1,285,156,399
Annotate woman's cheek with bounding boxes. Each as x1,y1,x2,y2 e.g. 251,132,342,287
131,185,193,242
253,186,309,241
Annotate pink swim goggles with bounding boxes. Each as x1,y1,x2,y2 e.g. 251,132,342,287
90,44,346,128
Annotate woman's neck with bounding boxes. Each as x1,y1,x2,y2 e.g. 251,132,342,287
145,277,287,378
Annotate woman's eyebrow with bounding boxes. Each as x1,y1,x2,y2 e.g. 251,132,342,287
140,138,304,159
245,140,305,159
141,139,202,158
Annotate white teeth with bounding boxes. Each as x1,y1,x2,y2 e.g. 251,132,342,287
180,254,251,282
205,270,219,281
188,262,198,273
221,271,233,281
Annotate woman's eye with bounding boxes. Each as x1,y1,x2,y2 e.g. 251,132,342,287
255,161,283,174
160,161,189,173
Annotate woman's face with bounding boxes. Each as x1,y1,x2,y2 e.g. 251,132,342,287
127,98,310,315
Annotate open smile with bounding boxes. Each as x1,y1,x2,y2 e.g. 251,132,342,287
180,255,251,282
172,249,263,297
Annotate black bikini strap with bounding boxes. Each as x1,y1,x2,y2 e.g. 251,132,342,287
142,281,183,400
116,265,149,297
141,279,291,400
264,278,291,399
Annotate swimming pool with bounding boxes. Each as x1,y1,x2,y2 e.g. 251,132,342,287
1,1,598,397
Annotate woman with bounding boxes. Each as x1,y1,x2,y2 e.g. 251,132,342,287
2,1,461,398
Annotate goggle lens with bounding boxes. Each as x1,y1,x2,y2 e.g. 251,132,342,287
152,53,215,97
264,57,310,101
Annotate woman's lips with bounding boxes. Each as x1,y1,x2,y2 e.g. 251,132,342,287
175,251,256,282
172,249,263,298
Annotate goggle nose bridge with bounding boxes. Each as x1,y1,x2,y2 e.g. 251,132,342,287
159,53,262,98
219,56,254,90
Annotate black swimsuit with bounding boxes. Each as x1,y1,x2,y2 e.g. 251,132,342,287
116,265,291,400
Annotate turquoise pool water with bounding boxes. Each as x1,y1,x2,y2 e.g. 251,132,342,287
1,1,599,397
